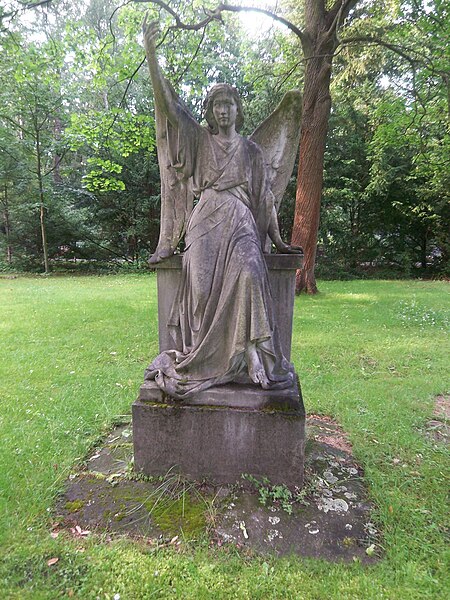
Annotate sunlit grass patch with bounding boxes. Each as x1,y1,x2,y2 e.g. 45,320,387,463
0,276,448,598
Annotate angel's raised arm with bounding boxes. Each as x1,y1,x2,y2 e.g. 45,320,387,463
143,19,179,127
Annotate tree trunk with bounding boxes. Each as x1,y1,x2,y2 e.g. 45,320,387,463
420,232,428,269
36,131,50,274
291,31,336,293
2,183,12,265
53,116,63,185
290,0,358,293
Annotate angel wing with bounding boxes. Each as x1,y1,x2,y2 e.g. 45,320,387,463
249,90,302,213
149,81,194,265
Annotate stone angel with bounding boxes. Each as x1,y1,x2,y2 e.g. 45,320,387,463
143,20,302,399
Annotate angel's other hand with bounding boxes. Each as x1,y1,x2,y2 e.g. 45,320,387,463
276,241,303,254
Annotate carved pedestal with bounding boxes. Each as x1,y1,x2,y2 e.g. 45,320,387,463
132,253,305,487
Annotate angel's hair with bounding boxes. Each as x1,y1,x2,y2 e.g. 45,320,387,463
203,84,244,133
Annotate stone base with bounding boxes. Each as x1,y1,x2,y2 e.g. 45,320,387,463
132,379,305,487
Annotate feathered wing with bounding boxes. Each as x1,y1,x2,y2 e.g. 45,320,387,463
149,81,194,264
249,90,302,213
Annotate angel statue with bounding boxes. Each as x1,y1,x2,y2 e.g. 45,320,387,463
143,20,302,400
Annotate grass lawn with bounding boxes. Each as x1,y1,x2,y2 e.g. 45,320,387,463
0,274,448,599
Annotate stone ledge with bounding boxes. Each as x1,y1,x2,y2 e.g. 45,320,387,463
139,379,304,414
150,252,303,270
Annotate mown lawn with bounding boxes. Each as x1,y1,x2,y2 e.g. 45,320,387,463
0,275,448,599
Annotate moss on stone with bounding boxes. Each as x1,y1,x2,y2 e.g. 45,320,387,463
65,499,85,512
144,493,207,538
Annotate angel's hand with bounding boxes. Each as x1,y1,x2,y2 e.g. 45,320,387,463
142,16,159,54
275,241,303,254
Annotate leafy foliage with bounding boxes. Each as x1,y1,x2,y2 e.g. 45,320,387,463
0,276,448,597
0,0,448,275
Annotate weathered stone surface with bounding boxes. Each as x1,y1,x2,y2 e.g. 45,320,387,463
138,377,303,411
153,253,302,361
143,23,302,397
136,25,306,489
216,430,376,560
56,416,378,561
133,378,305,487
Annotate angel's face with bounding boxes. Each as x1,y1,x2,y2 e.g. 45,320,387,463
212,92,238,130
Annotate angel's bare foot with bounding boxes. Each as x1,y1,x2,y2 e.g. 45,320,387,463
246,343,269,389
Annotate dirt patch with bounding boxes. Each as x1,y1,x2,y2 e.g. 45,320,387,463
54,416,379,561
308,414,354,454
433,395,450,420
55,424,162,538
424,420,449,445
424,395,449,446
57,475,163,537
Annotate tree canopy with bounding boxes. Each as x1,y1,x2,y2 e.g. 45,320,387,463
0,0,448,278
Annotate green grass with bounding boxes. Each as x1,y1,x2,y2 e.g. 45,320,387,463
0,275,448,599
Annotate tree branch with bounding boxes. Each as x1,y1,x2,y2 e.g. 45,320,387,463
273,59,303,94
328,0,357,22
342,33,445,81
0,146,22,165
132,0,306,44
118,58,146,108
1,0,53,21
327,0,359,34
18,0,53,9
80,235,134,263
0,113,34,137
341,35,420,68
42,148,68,178
108,0,135,48
175,26,207,85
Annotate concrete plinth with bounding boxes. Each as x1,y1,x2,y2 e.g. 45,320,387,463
133,380,305,487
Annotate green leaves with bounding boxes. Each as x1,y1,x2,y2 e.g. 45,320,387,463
83,159,125,193
67,111,154,157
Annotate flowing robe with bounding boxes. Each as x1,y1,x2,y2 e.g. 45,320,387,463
145,109,293,398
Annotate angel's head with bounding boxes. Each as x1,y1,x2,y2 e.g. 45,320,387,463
204,84,244,133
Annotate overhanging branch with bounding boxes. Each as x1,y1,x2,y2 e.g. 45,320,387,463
132,0,306,44
340,34,439,73
327,0,359,34
0,113,34,137
1,0,53,21
341,35,418,67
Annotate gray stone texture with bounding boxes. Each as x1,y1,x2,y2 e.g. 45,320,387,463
154,253,302,361
133,379,305,487
142,24,302,396
134,25,306,487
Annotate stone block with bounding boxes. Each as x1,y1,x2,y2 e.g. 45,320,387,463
133,379,305,487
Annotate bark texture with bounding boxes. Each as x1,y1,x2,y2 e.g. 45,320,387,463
292,55,333,294
291,0,358,294
36,129,50,274
2,183,12,264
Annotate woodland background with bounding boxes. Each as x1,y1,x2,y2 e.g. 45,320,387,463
0,0,448,286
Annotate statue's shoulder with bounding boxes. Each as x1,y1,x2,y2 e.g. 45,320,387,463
242,135,263,158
